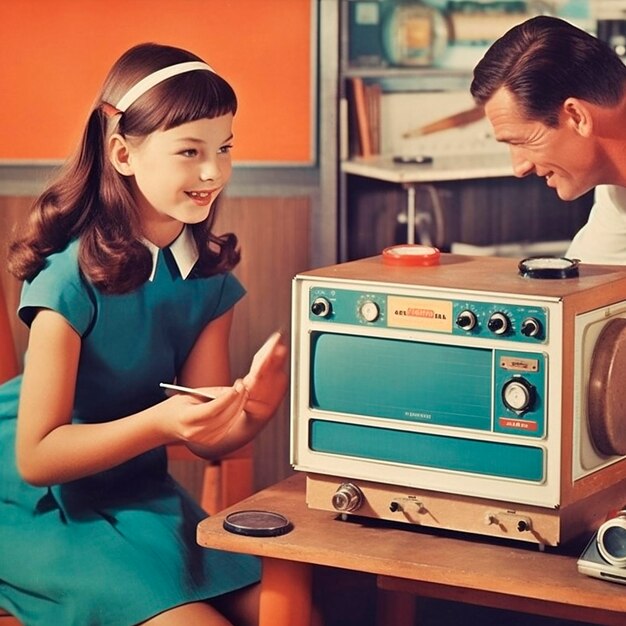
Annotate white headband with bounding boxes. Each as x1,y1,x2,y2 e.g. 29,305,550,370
115,61,214,112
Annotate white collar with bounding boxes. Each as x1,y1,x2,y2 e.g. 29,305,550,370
143,225,199,281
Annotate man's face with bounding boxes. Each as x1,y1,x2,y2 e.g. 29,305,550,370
484,87,598,201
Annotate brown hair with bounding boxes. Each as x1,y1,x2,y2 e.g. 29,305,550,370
9,42,240,293
471,16,626,127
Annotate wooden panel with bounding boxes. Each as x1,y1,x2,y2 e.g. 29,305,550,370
0,0,314,163
216,195,311,489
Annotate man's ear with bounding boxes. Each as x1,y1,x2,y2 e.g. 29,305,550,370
108,134,134,176
562,97,593,137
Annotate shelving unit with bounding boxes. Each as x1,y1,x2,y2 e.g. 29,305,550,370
322,0,594,262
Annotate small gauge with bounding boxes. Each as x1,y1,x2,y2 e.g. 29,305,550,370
359,300,380,323
518,256,579,279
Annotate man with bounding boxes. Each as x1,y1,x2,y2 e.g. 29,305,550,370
470,15,626,263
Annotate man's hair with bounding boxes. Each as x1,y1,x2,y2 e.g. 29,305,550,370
471,16,626,126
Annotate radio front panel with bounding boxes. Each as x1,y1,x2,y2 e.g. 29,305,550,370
291,277,564,509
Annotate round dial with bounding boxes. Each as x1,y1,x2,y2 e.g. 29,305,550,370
488,312,510,335
331,483,363,513
597,515,626,566
359,300,380,323
311,297,331,317
502,378,534,413
521,317,542,338
518,256,579,279
456,310,477,331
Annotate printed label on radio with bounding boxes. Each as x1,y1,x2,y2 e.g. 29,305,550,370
500,356,539,372
499,417,539,432
387,296,453,332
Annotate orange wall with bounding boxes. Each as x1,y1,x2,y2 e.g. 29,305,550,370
0,0,314,163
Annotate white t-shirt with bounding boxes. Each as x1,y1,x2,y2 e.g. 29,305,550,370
566,184,626,264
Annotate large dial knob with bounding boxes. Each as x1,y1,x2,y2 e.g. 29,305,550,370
502,377,535,414
311,297,332,318
456,310,477,331
488,312,510,335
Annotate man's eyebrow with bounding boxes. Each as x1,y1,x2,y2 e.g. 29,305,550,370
493,133,515,143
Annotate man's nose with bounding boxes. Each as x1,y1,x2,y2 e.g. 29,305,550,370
510,147,534,178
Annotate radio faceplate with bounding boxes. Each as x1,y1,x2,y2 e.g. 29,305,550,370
294,272,561,511
309,286,549,343
291,254,626,545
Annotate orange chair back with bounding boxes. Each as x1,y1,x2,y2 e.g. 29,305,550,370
0,281,19,384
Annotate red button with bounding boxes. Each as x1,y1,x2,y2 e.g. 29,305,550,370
382,244,441,267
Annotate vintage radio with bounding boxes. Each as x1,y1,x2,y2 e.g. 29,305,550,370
290,252,626,546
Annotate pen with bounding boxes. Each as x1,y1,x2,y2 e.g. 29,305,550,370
401,105,485,139
159,382,215,402
393,155,433,165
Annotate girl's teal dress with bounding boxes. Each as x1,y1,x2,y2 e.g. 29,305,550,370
0,235,260,625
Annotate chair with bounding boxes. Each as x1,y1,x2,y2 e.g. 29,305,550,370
0,281,23,625
0,278,18,384
0,279,254,624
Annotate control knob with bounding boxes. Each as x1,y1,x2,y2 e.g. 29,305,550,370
521,317,542,338
487,312,510,335
502,377,535,414
331,483,363,513
456,310,477,331
359,300,380,323
311,297,332,318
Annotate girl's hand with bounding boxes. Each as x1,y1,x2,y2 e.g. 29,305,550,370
164,382,248,451
242,331,289,423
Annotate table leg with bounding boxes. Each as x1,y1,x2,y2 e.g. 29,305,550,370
259,557,313,626
406,185,416,245
376,588,418,626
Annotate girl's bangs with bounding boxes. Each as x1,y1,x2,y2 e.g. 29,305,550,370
159,73,237,130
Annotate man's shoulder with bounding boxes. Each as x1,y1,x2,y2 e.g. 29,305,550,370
595,184,626,209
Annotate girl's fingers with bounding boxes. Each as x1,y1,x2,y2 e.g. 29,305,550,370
182,382,247,445
244,331,285,387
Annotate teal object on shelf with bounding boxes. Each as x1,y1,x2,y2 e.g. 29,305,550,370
381,0,449,66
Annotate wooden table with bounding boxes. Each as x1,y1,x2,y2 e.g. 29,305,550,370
197,474,626,626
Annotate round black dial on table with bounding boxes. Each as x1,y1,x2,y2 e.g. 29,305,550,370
518,256,579,279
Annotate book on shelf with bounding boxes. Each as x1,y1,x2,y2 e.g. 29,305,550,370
347,77,381,158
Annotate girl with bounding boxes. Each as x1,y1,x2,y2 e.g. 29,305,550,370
0,42,288,626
